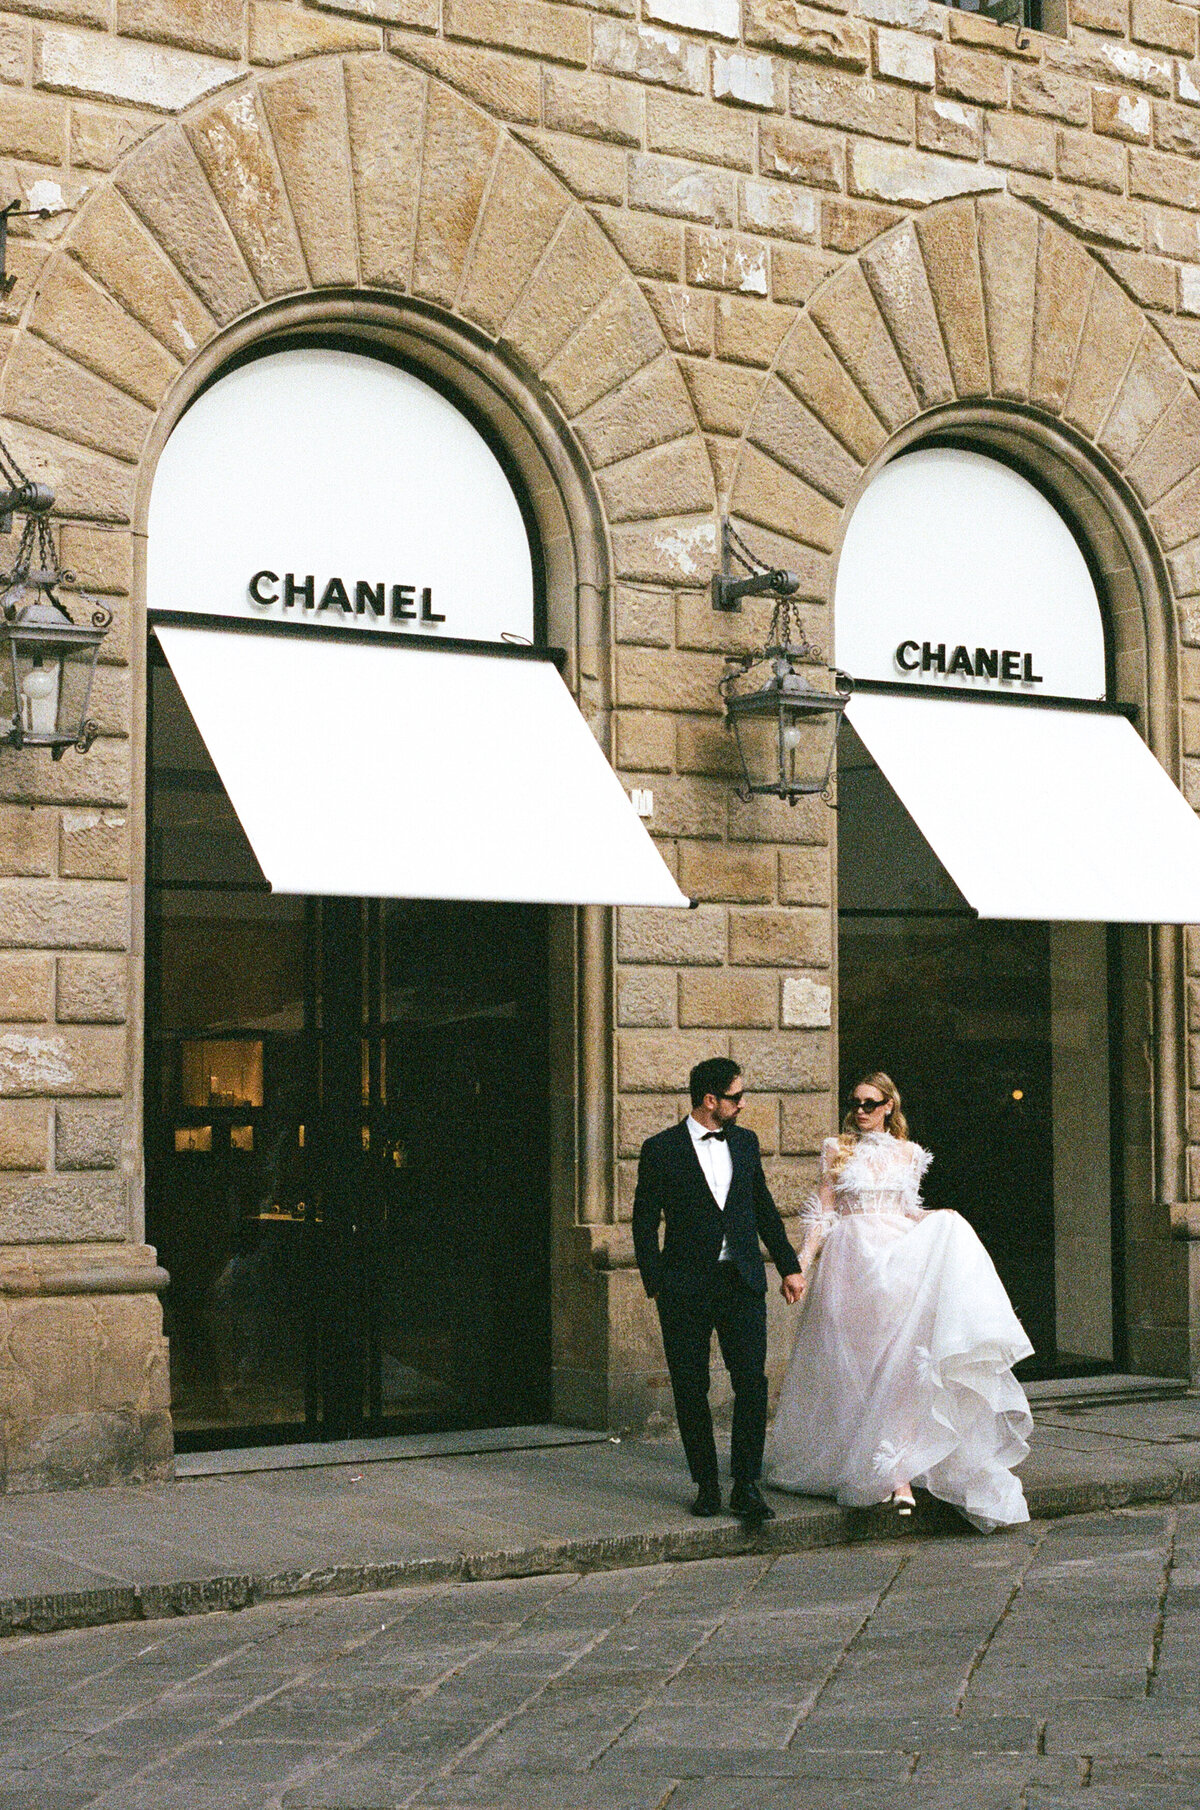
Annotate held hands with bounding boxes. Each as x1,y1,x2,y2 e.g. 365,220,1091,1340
781,1271,806,1306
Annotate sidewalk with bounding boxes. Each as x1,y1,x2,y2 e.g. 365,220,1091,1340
2,1385,1199,1638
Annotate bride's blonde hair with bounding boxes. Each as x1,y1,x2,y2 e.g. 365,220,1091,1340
840,1071,909,1141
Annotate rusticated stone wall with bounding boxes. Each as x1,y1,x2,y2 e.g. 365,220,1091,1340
0,0,1198,1475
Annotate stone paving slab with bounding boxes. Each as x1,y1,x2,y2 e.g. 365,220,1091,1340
1,1400,1200,1636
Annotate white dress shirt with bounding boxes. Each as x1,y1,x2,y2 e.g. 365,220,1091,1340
687,1112,733,1261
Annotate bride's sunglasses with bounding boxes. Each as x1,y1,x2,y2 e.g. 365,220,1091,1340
850,1095,887,1112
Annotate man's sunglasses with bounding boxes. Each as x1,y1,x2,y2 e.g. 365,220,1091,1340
720,1090,745,1104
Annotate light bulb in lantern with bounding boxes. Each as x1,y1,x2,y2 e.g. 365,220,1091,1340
782,724,803,752
20,658,59,737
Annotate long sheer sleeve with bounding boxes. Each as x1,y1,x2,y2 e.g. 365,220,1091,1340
798,1136,839,1273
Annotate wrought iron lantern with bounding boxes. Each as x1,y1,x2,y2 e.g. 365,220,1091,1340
0,439,111,759
714,526,850,806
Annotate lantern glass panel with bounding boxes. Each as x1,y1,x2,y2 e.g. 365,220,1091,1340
782,703,840,796
729,707,782,795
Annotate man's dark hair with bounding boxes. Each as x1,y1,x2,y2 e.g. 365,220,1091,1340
690,1056,742,1109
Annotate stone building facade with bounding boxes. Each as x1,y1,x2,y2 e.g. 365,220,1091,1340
1,0,1200,1488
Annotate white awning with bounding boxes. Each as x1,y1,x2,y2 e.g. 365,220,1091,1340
847,691,1200,922
154,623,688,908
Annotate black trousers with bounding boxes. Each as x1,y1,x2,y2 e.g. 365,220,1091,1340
656,1262,769,1489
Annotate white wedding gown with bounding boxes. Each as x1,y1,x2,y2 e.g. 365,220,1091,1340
768,1131,1033,1532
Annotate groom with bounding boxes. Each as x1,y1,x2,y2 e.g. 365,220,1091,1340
633,1056,804,1524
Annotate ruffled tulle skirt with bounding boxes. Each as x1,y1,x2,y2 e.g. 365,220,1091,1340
767,1208,1033,1532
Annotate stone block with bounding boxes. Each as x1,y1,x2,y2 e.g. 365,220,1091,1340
779,845,831,904
444,0,587,63
0,1099,47,1170
732,1030,828,1092
780,1090,830,1154
759,117,842,191
613,585,674,649
0,89,63,160
729,908,831,968
116,125,260,327
0,1171,125,1239
791,68,913,143
344,56,423,290
116,0,243,56
675,587,773,654
775,315,886,466
848,139,1003,203
1127,385,1200,507
616,709,674,773
0,731,130,810
391,32,540,121
746,0,870,69
977,195,1037,400
739,175,818,242
876,25,935,88
629,152,736,229
0,955,51,1021
679,968,776,1028
461,142,568,337
1132,0,1195,55
1104,247,1177,311
618,1030,727,1090
0,422,133,528
30,255,179,411
610,516,718,586
1071,0,1128,27
684,227,768,294
259,64,359,290
714,294,794,369
0,16,24,87
1057,125,1126,190
674,712,741,777
544,281,663,420
859,0,943,27
55,1100,122,1169
625,772,729,839
1153,98,1200,156
410,82,499,309
579,352,695,466
677,841,775,903
544,67,640,144
1131,146,1200,209
915,196,989,398
503,208,622,371
526,130,625,203
0,1026,125,1097
33,24,236,110
645,0,739,37
712,49,778,110
68,187,214,366
820,195,904,253
948,8,1040,54
807,260,919,428
935,43,1008,109
984,110,1056,173
618,966,676,1031
647,88,754,171
917,93,982,159
644,287,713,360
1145,200,1200,262
599,212,683,283
56,954,126,1025
619,1091,684,1154
771,242,840,302
732,441,842,551
749,374,865,509
782,974,831,1027
73,102,153,177
1031,225,1095,415
0,880,127,950
0,807,53,878
4,327,151,466
593,19,706,94
729,786,831,847
250,0,378,59
860,223,954,409
599,434,713,523
617,903,726,964
1093,84,1152,142
1008,169,1143,248
1012,64,1092,127
1098,328,1183,468
58,809,128,880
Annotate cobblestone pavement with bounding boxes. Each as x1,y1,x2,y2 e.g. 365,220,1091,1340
4,1506,1200,1809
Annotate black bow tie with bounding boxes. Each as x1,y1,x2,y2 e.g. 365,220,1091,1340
701,1129,727,1141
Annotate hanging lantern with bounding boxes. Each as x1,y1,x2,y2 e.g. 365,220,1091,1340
0,468,111,759
720,597,851,806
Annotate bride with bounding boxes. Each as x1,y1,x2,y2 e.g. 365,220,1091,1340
768,1072,1033,1532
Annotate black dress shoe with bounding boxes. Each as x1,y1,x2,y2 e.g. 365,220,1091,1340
729,1480,776,1523
691,1485,722,1517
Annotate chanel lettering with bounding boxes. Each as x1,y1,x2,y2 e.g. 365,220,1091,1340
248,571,446,625
895,640,1043,685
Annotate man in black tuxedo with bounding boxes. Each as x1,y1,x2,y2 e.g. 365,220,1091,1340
633,1056,804,1524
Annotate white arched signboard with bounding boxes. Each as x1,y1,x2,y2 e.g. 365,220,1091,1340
148,347,536,644
834,447,1200,922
